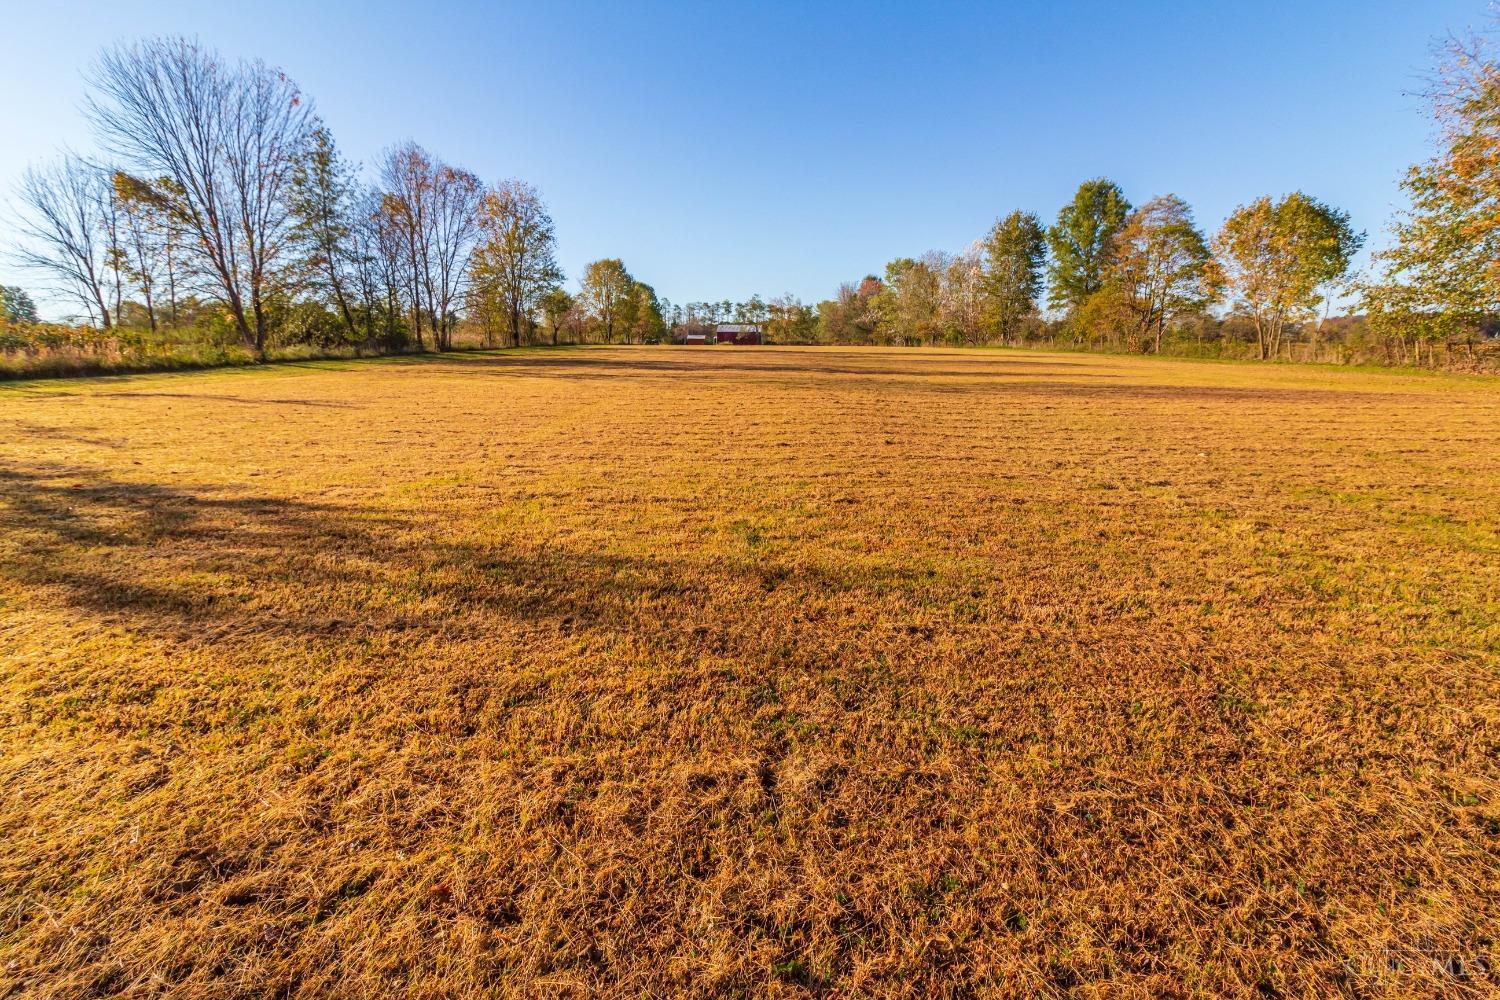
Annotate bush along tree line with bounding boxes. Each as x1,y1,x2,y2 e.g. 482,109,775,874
2,37,664,377
6,26,1500,375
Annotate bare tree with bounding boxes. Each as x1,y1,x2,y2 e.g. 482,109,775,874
87,37,312,356
340,186,388,348
364,187,409,348
11,155,118,328
377,144,483,351
379,144,434,349
426,165,482,351
942,244,985,345
561,294,589,344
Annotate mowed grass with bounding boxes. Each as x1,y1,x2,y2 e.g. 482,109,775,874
0,346,1496,998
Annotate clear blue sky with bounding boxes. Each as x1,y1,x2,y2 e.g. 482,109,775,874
0,0,1485,318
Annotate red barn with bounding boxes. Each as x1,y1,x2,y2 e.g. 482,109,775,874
714,324,763,345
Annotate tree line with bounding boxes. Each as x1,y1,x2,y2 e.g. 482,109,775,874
681,22,1500,368
792,184,1365,362
6,21,1500,372
5,37,663,364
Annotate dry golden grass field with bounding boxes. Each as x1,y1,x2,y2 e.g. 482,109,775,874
0,346,1497,998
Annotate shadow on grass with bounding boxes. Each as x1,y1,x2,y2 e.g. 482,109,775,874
0,463,943,660
397,349,1117,382
361,350,1408,404
107,392,358,408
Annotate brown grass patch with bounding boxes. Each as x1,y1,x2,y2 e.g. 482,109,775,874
0,347,1496,997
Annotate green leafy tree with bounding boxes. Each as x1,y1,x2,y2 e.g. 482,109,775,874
540,286,574,346
1046,178,1131,311
1214,193,1363,360
879,255,945,345
579,258,633,342
289,123,363,344
1362,163,1498,361
0,286,39,324
767,293,817,343
621,281,665,343
732,294,768,325
980,210,1047,343
108,173,153,331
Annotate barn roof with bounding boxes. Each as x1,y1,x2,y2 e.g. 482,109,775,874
715,324,762,333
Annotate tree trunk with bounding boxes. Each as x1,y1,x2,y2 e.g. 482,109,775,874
166,245,178,327
93,287,113,331
251,290,268,361
223,284,254,353
326,262,358,344
410,272,424,351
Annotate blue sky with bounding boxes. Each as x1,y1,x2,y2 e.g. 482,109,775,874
0,0,1485,318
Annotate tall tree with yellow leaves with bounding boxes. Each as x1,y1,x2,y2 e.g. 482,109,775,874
1214,193,1362,360
469,180,562,348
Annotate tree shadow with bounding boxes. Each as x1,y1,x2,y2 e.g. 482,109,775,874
7,422,122,447
411,349,1117,382
0,463,934,657
391,352,1402,403
100,392,357,408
